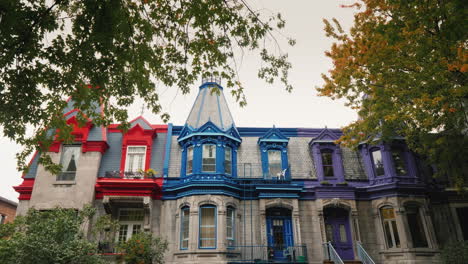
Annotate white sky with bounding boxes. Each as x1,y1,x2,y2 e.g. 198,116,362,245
0,1,357,202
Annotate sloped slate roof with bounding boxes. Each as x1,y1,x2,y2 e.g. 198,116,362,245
185,83,235,130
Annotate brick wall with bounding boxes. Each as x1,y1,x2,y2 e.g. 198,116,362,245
0,198,17,224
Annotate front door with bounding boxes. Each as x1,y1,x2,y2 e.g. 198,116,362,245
266,208,294,261
324,207,354,260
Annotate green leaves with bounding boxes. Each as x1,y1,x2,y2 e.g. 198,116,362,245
321,0,467,186
117,232,168,264
0,207,103,264
0,0,294,175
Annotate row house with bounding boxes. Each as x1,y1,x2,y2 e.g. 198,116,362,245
14,78,468,264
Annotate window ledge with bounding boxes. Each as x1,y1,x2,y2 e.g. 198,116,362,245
379,248,439,255
53,180,76,186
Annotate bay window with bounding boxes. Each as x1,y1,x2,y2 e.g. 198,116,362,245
391,148,407,176
225,147,232,174
405,205,428,248
199,205,217,248
202,144,216,172
180,207,190,249
226,207,235,247
187,146,194,174
380,206,400,248
58,145,81,181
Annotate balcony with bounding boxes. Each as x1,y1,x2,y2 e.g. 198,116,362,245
95,170,163,199
101,170,161,180
226,245,308,264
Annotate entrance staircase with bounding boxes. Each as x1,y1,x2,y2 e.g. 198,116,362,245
322,241,375,264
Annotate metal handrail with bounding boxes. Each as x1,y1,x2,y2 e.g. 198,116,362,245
322,242,344,264
356,241,376,264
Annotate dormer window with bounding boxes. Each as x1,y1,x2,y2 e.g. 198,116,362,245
126,146,146,172
321,149,334,177
202,144,216,172
57,145,81,181
371,148,385,176
225,147,232,174
187,146,194,174
268,150,282,177
391,148,407,176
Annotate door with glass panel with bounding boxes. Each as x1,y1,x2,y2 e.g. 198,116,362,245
117,209,144,243
324,207,354,260
266,208,294,261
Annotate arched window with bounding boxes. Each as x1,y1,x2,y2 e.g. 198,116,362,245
321,149,334,177
225,146,232,174
186,146,194,174
226,206,235,247
199,205,217,248
180,206,190,249
202,144,216,172
371,148,385,177
405,204,428,248
380,206,400,248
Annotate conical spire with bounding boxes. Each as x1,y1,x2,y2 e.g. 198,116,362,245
185,79,235,130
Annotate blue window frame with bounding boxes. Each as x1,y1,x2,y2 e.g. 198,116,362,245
202,144,216,172
180,207,190,249
226,207,235,247
186,146,194,174
268,150,282,177
225,146,232,175
199,205,217,249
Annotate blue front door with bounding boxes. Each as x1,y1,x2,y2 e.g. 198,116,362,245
266,208,294,260
324,207,354,260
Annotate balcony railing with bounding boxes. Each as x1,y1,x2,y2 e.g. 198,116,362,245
227,245,308,263
100,171,161,179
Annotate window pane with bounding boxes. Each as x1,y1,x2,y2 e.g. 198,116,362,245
268,150,282,177
384,222,394,248
326,224,334,242
202,145,216,172
58,145,80,181
225,147,232,174
392,221,401,248
200,206,216,248
126,146,146,172
406,206,428,247
321,150,334,177
119,209,144,221
181,208,190,249
132,224,141,235
392,149,407,176
371,150,385,176
187,146,193,174
226,207,235,247
118,225,128,242
339,224,347,242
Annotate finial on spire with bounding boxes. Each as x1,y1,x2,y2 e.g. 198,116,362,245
140,103,145,116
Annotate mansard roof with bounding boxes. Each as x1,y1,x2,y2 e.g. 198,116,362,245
185,81,235,131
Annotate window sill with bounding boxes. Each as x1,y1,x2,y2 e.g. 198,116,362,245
379,248,439,255
53,181,76,186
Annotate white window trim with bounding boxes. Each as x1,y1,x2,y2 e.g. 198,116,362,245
116,208,145,243
125,146,147,172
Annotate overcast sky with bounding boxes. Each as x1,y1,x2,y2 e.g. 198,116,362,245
0,1,357,202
